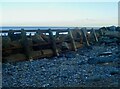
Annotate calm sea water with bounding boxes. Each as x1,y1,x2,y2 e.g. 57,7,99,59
0,26,100,30
0,26,100,36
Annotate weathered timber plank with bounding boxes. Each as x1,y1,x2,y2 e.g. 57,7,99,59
81,28,90,46
91,28,98,42
68,29,77,51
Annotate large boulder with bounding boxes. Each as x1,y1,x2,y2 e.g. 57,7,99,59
87,56,117,64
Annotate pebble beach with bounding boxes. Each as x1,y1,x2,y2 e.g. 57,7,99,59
2,41,120,88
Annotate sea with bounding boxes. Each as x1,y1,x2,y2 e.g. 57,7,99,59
0,26,100,36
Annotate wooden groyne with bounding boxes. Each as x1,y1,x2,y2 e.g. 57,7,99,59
1,26,120,63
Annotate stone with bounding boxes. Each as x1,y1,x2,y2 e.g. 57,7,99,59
88,56,117,64
110,70,120,75
98,51,112,57
65,51,76,58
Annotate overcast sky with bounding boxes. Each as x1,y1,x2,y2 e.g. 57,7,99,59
0,2,118,27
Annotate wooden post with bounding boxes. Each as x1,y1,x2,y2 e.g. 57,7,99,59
55,31,59,38
21,29,32,60
99,27,106,36
68,29,77,51
99,28,104,36
48,29,59,56
81,28,90,46
8,29,14,41
73,28,81,39
75,28,83,44
78,30,83,44
91,28,98,42
36,29,41,35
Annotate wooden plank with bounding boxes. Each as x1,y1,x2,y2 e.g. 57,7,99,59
78,30,83,44
68,29,77,51
81,28,90,46
91,28,98,42
2,40,64,51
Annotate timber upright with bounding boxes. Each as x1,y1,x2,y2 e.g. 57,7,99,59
68,29,77,51
21,29,33,61
81,28,90,47
48,29,59,56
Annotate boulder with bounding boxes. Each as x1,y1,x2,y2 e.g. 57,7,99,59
88,56,117,64
65,51,76,58
98,51,112,57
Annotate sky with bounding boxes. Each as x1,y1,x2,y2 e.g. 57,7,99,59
0,2,119,27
